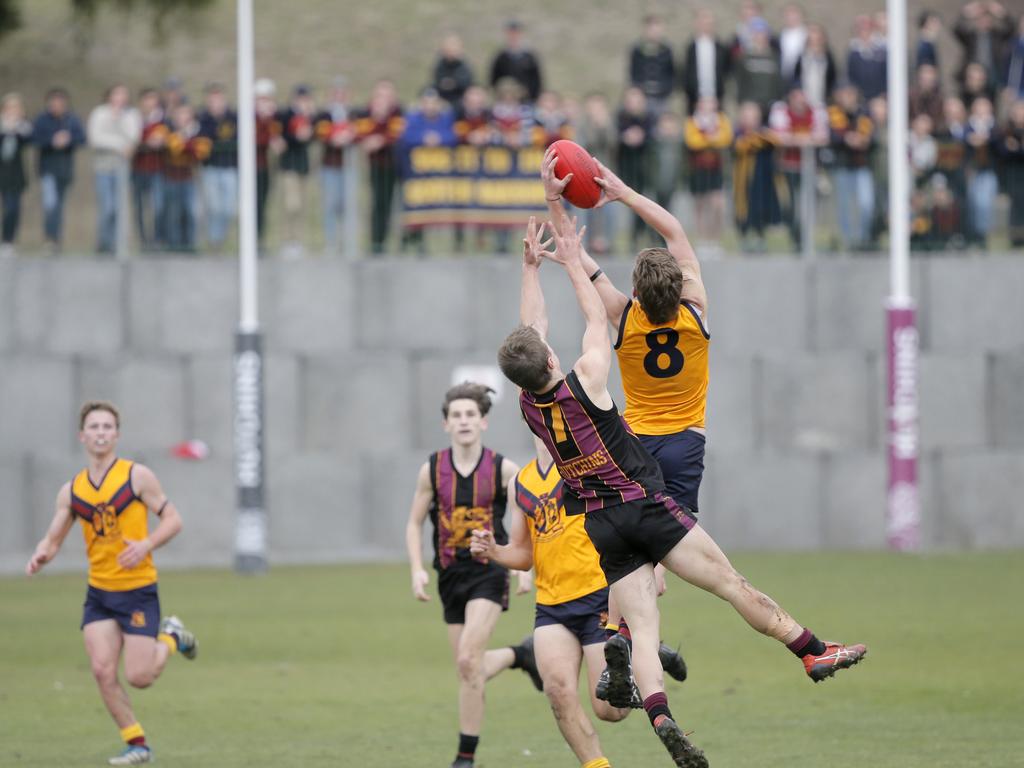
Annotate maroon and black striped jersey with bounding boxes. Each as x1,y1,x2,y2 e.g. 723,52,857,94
520,370,665,515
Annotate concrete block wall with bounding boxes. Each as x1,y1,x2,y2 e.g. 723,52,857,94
1,255,1022,575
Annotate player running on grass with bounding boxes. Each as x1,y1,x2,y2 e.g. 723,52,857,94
405,383,540,768
26,401,197,766
497,217,867,767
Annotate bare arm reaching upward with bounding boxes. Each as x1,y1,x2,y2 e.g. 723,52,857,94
541,147,630,327
593,159,707,316
544,217,613,407
520,216,551,338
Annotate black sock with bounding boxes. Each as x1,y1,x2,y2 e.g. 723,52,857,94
456,733,479,761
510,644,526,670
787,628,827,658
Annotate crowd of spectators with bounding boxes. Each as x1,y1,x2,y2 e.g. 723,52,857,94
1,5,1024,258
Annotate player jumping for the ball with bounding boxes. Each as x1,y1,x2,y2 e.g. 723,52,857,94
496,217,866,767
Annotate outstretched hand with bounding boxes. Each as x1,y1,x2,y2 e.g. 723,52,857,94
541,146,572,201
522,216,553,268
592,158,633,209
543,216,587,267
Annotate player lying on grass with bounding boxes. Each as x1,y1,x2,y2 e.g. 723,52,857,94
497,217,867,767
26,401,197,766
405,383,540,768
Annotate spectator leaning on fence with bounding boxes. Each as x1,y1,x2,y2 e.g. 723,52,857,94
934,96,969,246
868,94,889,246
489,19,543,103
616,85,654,249
433,33,475,107
163,103,210,253
828,82,875,252
629,13,675,116
132,88,168,252
682,9,731,115
355,79,404,255
0,93,32,257
278,84,318,258
315,77,354,255
769,86,827,250
651,110,683,212
531,90,572,148
32,88,85,254
965,96,998,248
197,82,238,253
684,95,732,246
997,100,1024,246
576,92,617,254
253,78,283,248
87,84,141,255
733,100,781,252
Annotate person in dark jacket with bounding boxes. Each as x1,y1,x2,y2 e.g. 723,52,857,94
995,99,1024,246
617,86,654,248
0,92,33,256
916,11,943,73
489,19,543,103
197,82,238,251
629,13,675,114
278,84,318,257
32,87,86,252
735,18,784,118
433,33,475,106
354,79,405,254
794,24,836,107
132,87,168,251
953,1,1014,86
847,15,888,102
682,9,731,114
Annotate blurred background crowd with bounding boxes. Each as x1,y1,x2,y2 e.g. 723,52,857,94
1,0,1023,258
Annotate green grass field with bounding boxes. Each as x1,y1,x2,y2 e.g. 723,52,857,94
3,553,1023,767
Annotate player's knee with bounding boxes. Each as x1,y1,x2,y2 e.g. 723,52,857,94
593,701,629,722
125,668,155,689
542,676,575,709
90,659,118,686
456,651,482,682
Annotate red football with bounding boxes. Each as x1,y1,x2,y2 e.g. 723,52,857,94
550,139,602,209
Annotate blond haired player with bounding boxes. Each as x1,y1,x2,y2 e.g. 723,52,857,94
26,401,196,766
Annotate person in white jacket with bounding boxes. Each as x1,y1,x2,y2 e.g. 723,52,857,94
88,85,141,254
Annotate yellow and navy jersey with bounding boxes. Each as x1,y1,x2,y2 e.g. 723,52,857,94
428,447,508,571
515,459,607,606
70,458,157,592
614,300,710,436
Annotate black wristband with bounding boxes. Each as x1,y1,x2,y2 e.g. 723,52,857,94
589,268,603,282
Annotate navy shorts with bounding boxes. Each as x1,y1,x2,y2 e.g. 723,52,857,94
584,493,697,585
639,430,706,515
81,583,161,638
438,563,509,625
535,587,609,647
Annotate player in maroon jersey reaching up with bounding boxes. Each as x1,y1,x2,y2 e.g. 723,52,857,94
496,217,866,768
